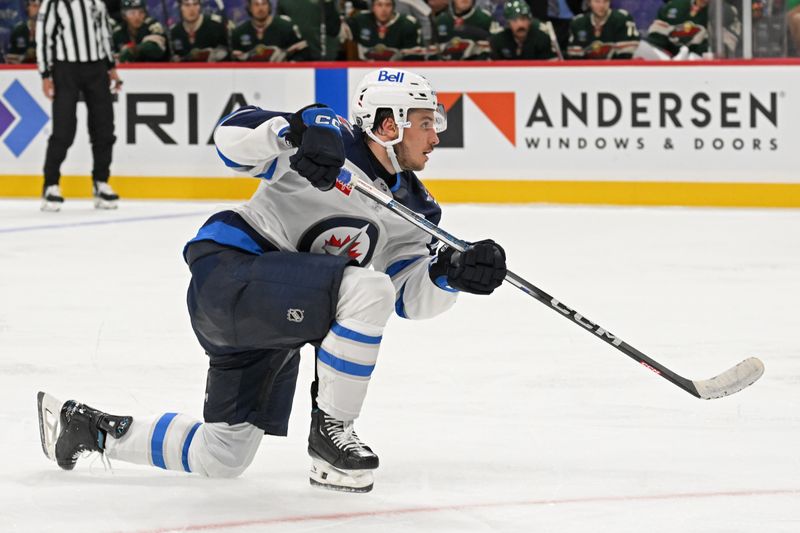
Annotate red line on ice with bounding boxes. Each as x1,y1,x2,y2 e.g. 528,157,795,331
127,488,800,533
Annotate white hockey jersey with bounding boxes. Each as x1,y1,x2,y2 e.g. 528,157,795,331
205,105,458,320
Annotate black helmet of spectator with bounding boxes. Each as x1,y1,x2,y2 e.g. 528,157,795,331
503,0,532,22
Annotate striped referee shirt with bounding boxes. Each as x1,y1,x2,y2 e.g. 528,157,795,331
35,0,115,78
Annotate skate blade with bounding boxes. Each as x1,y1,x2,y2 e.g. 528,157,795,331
40,200,62,212
309,458,374,493
37,391,64,461
94,198,119,210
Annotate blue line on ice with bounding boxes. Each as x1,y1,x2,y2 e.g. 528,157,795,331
0,211,210,234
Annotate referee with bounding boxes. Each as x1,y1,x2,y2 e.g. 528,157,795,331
36,0,122,211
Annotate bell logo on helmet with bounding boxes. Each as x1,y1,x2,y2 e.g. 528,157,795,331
377,70,405,83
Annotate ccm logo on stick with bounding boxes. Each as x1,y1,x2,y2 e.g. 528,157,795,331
551,298,623,347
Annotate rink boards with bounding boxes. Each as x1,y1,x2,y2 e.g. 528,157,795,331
0,60,798,206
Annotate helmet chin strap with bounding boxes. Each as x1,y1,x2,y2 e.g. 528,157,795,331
385,145,403,175
365,128,404,175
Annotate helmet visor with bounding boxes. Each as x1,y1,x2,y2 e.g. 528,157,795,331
434,104,447,134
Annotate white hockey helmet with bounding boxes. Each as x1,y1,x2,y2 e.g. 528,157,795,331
350,68,447,148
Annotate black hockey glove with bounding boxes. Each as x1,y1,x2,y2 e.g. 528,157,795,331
429,239,507,295
287,104,345,191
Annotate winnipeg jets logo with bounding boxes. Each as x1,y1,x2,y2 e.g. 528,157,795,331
298,218,379,266
322,224,370,260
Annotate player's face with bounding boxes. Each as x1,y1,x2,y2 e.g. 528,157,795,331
180,0,201,24
453,0,473,12
372,0,394,24
250,0,270,22
27,0,41,19
123,8,146,30
589,0,610,18
509,16,531,41
396,109,439,172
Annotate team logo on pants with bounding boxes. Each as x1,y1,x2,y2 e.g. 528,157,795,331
297,217,380,266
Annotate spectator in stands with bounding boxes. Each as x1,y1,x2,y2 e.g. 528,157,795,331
170,0,229,62
345,0,425,60
789,0,800,55
435,0,497,60
529,0,584,51
6,0,39,64
231,0,310,61
428,0,449,17
112,0,168,63
636,0,741,59
277,0,340,60
490,0,557,59
566,0,639,59
396,0,436,54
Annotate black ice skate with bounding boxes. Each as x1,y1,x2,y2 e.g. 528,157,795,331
92,181,119,210
307,407,379,493
37,391,132,470
41,185,64,212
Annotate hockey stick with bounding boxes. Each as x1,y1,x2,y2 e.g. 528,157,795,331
335,163,764,400
544,21,564,61
212,0,233,60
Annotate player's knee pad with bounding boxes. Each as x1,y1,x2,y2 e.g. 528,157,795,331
336,267,395,328
191,422,262,478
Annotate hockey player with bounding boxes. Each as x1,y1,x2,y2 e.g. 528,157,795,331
346,0,426,60
37,68,508,493
5,0,39,64
637,0,741,59
490,0,558,60
435,0,497,61
566,0,639,60
112,0,168,63
169,0,229,62
231,0,310,62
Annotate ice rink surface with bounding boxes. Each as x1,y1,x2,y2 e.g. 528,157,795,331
0,199,798,532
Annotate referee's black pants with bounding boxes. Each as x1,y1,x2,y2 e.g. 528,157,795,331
44,61,116,188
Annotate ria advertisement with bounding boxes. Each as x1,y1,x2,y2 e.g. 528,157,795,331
0,68,314,178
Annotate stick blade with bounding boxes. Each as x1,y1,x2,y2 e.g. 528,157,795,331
692,357,765,400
